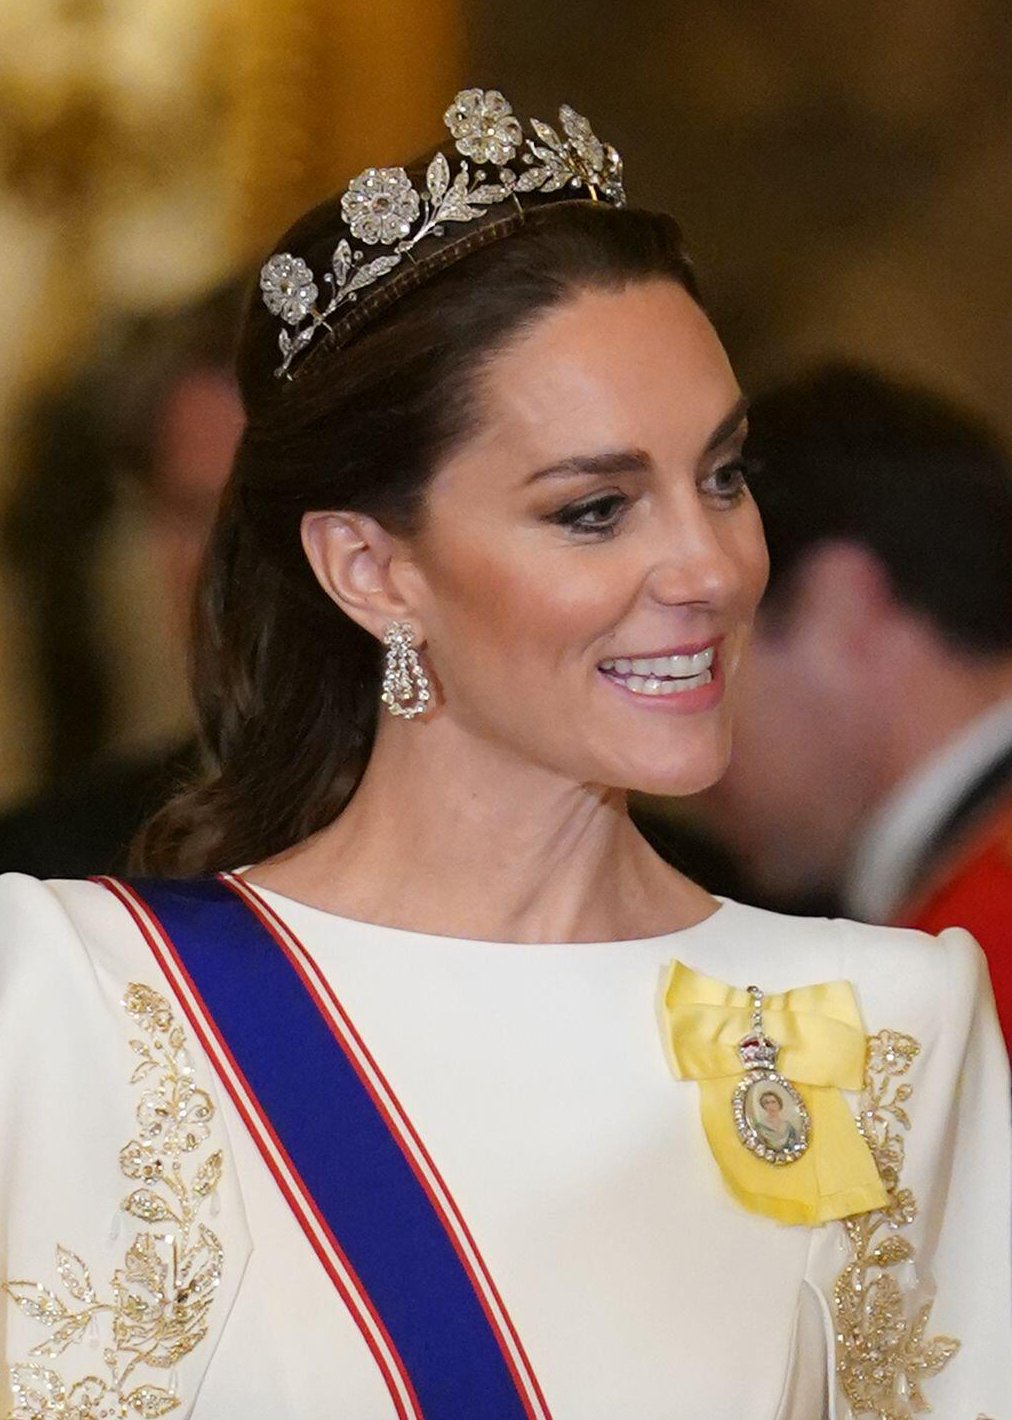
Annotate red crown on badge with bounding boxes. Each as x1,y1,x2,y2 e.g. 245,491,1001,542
737,1032,780,1072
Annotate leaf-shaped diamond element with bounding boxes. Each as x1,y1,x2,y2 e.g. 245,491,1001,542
538,168,573,194
331,238,352,287
469,184,510,205
56,1246,96,1304
440,202,483,224
515,166,550,193
529,117,563,150
276,325,316,376
344,253,402,297
426,151,450,203
558,104,605,172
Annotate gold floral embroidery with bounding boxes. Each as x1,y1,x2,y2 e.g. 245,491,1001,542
4,984,224,1418
834,1029,960,1418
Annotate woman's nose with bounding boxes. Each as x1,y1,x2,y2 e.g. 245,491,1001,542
644,507,746,609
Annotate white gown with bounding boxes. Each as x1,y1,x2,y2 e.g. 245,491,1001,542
0,873,1009,1418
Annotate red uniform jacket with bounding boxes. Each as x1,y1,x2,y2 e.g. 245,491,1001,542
897,800,1012,1053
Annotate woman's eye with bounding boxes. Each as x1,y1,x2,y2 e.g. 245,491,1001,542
701,456,757,504
548,492,628,536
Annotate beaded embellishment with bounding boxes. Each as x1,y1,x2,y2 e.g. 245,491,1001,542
3,984,224,1418
834,1030,959,1417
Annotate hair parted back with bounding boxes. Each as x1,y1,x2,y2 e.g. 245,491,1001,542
134,156,698,876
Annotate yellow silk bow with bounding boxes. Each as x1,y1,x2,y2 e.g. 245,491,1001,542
662,961,887,1226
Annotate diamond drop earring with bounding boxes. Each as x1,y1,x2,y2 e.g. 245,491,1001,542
380,622,432,719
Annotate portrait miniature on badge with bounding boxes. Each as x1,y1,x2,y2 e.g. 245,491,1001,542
739,1078,808,1158
732,986,811,1165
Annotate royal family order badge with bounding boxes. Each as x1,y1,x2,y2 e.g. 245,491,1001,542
732,986,810,1166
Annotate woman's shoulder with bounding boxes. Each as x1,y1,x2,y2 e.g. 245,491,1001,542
716,896,988,1036
1,868,139,930
0,871,153,1000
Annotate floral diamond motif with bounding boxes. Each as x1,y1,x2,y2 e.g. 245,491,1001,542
341,167,421,246
259,254,319,325
443,88,523,165
261,88,627,377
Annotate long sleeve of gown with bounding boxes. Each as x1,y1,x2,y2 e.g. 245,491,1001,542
808,925,1012,1418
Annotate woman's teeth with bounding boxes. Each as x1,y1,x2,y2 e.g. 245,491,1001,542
599,647,715,696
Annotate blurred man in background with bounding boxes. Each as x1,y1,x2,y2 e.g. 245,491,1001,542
696,365,1012,1050
0,281,245,875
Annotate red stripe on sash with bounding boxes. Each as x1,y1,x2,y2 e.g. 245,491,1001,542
98,875,423,1420
224,873,553,1420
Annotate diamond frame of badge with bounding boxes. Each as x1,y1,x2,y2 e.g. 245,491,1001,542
732,1070,811,1166
732,986,811,1166
259,87,626,378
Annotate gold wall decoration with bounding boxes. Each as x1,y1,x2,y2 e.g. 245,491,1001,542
0,0,465,804
0,0,232,387
227,0,465,261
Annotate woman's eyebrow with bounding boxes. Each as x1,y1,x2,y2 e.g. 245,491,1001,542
524,448,652,485
524,397,751,486
705,395,750,452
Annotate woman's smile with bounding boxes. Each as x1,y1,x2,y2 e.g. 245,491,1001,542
598,642,717,696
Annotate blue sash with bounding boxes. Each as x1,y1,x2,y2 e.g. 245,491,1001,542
102,874,549,1420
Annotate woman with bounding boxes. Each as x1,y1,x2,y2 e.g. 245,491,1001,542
1,90,1009,1419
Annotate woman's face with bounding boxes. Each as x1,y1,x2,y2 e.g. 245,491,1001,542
403,278,769,796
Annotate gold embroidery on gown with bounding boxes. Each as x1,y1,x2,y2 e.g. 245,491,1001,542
3,984,224,1418
834,1030,959,1418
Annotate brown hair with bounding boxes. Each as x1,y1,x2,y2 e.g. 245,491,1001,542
134,175,699,875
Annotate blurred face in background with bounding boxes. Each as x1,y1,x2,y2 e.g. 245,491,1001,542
151,367,244,640
693,547,885,899
402,278,769,797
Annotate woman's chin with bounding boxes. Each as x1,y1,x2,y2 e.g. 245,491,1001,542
620,756,731,799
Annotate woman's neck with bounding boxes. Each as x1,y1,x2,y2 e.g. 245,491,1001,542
246,717,715,943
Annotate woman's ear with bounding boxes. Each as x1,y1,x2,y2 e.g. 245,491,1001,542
301,510,421,639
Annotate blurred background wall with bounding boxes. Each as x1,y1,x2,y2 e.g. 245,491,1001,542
1,0,1010,808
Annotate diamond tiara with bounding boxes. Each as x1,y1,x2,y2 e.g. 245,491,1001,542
259,88,626,378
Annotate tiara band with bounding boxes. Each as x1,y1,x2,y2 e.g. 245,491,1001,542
259,88,626,378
